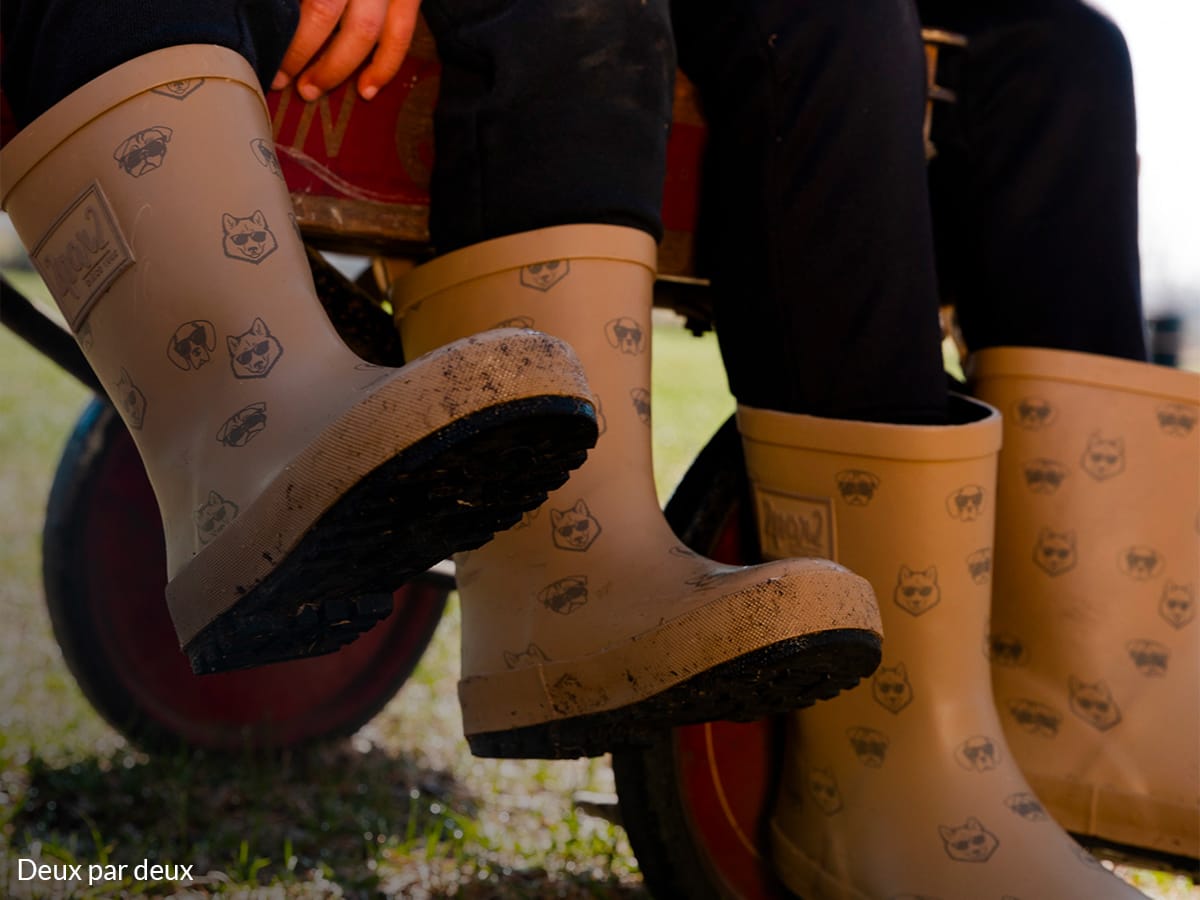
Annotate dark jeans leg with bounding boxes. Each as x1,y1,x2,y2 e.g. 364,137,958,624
919,0,1147,361
2,0,299,128
421,0,675,252
674,0,948,423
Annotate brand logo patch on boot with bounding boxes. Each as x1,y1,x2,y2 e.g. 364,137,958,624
222,210,279,263
115,367,147,430
167,319,216,370
894,565,940,617
216,402,269,448
519,260,569,291
195,490,238,544
938,817,999,862
1013,396,1056,430
1118,545,1164,580
1126,639,1169,677
152,79,204,100
754,488,834,561
1068,677,1122,731
1021,458,1068,494
1160,581,1195,629
835,469,880,505
846,727,889,768
1157,403,1197,437
114,126,173,177
954,735,1001,773
1033,529,1076,576
31,182,135,331
946,484,985,521
549,500,602,552
1005,792,1048,821
1005,698,1062,738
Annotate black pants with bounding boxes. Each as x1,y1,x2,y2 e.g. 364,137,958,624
2,0,1146,423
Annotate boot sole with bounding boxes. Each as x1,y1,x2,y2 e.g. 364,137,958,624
466,628,882,759
184,395,596,674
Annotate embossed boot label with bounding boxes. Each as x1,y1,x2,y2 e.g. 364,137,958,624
753,487,836,561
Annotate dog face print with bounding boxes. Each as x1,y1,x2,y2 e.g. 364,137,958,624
808,767,843,816
604,317,645,355
872,664,914,714
946,484,985,522
954,735,1001,773
216,402,268,448
1005,792,1048,822
195,490,238,544
846,727,889,768
250,138,283,178
167,319,216,371
549,673,607,717
502,643,551,670
222,210,278,263
227,317,284,379
537,575,589,615
520,260,569,292
894,565,940,617
938,818,999,863
835,469,880,506
550,500,602,551
1068,677,1122,731
115,368,146,430
1126,639,1168,677
1021,458,1068,495
495,315,536,330
152,78,204,99
1080,433,1125,481
1033,529,1076,576
1160,582,1195,629
113,126,172,177
1006,698,1062,738
966,548,993,585
630,388,651,425
986,633,1029,667
1013,396,1055,430
1157,403,1197,437
1118,545,1164,581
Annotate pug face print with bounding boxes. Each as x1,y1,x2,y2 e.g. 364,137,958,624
808,767,844,816
1005,792,1048,822
113,126,172,177
946,484,985,522
1157,403,1197,437
502,643,551,670
1118,545,1164,581
1013,396,1055,430
1021,458,1068,495
115,368,147,430
604,317,645,355
630,388,651,425
152,78,204,100
872,664,914,714
966,548,993,585
985,633,1029,667
538,575,589,615
1006,698,1062,738
167,319,216,371
1080,433,1125,481
1033,529,1076,576
954,735,1001,773
846,727,889,768
216,402,268,448
1126,639,1168,677
222,210,278,263
520,260,569,291
1068,677,1122,731
836,469,880,506
195,490,238,544
938,817,999,863
894,565,941,617
550,500,602,551
227,317,284,379
250,138,283,178
1160,582,1195,629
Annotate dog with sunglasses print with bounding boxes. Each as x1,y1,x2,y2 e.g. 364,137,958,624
226,317,284,379
113,126,172,177
221,210,278,264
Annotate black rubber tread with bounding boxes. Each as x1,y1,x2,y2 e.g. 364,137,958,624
467,627,881,759
186,395,596,674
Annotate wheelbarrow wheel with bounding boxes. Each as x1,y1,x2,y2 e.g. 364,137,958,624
611,417,788,900
42,397,449,752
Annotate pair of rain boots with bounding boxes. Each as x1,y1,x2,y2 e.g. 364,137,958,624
740,349,1197,898
2,46,883,751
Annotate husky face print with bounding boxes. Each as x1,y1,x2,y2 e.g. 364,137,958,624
1021,458,1068,495
835,469,880,506
1080,433,1125,481
222,210,278,263
1068,677,1122,731
549,500,602,551
894,565,941,617
986,633,1029,667
152,78,204,99
966,548,993,585
115,368,147,430
195,490,238,544
1033,529,1076,576
216,402,268,448
846,727,889,768
1157,403,1197,437
227,317,284,379
808,767,843,816
1005,792,1048,822
1118,545,1164,581
1126,639,1168,677
1160,582,1195,629
939,817,999,863
113,126,172,177
250,138,283,178
520,260,569,292
537,575,589,615
502,643,550,670
872,664,914,714
167,319,216,371
1006,698,1062,738
954,735,1001,773
604,317,645,355
946,484,985,522
630,388,651,425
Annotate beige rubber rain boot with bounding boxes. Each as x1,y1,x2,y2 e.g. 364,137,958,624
0,46,599,674
394,224,883,759
971,346,1199,866
739,396,1145,899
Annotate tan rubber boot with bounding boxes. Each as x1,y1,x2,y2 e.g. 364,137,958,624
394,224,882,759
740,396,1145,898
971,346,1199,865
0,46,599,674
